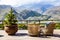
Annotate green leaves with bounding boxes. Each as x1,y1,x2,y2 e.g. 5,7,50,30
3,8,18,26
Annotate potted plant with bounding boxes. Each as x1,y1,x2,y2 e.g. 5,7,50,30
28,20,40,37
3,8,18,35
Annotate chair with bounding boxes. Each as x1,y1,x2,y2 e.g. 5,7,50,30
41,22,56,36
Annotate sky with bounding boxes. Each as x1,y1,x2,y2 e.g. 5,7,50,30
0,0,60,7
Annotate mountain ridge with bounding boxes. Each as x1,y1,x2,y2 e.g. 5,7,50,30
0,5,60,20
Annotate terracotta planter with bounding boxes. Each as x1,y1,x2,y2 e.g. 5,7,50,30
4,24,18,35
28,24,40,36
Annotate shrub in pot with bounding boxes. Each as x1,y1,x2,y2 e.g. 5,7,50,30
3,8,18,35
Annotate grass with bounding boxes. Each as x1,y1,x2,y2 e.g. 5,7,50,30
0,24,4,30
55,23,60,29
18,24,27,30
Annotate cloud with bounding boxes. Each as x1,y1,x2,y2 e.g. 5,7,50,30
0,0,41,7
0,0,19,6
0,0,60,7
47,0,60,6
40,0,60,6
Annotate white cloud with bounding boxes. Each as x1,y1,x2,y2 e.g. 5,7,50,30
0,0,41,7
0,0,17,6
0,0,60,7
40,0,60,6
47,0,60,6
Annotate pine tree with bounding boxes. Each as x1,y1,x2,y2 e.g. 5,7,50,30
4,8,17,26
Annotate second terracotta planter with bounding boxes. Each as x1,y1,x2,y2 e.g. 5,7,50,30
28,24,40,36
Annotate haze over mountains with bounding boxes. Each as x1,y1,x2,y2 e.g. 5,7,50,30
15,3,53,13
0,3,60,20
43,6,60,20
0,5,11,20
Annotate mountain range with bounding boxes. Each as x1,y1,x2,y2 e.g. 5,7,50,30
15,3,54,14
43,6,60,20
0,3,60,20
